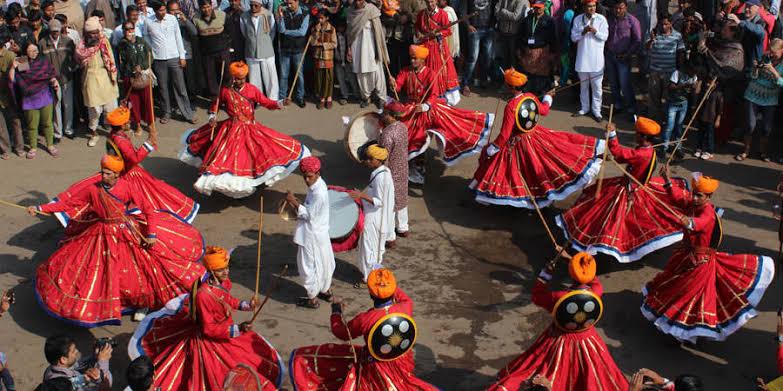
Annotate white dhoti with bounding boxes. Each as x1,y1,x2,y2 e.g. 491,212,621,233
247,57,279,100
358,165,395,280
356,66,386,101
351,20,386,101
293,177,336,298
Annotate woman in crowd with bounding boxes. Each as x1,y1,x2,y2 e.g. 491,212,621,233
11,42,58,159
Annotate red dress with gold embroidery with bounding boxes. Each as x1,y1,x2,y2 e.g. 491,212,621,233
488,276,628,391
469,93,604,209
179,84,310,198
289,289,439,391
414,8,460,104
52,130,199,228
555,135,689,263
393,65,492,164
641,190,775,343
130,278,283,390
36,179,205,327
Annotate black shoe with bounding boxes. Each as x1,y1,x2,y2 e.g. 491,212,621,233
592,114,603,123
360,100,369,108
296,99,306,108
571,111,586,117
338,98,347,105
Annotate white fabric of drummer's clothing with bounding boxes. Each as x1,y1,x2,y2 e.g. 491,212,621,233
294,177,336,299
359,165,395,281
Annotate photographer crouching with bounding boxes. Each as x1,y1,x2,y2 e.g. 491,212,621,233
42,334,115,391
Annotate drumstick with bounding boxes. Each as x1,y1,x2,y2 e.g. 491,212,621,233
596,104,614,197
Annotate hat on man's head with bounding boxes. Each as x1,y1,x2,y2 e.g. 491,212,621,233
745,0,761,6
48,19,62,32
84,16,101,32
531,0,546,8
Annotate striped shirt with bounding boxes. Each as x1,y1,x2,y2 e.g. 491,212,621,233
648,30,684,73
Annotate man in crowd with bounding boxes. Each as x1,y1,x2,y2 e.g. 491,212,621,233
224,0,245,61
77,16,119,147
240,0,278,99
112,5,141,47
346,0,388,109
6,8,34,54
126,356,154,391
672,0,702,32
194,0,231,101
144,1,197,124
460,0,496,94
40,18,76,140
168,0,201,98
42,1,56,24
494,0,526,69
571,0,608,122
737,0,768,71
28,10,48,43
518,0,557,97
645,14,684,121
286,156,336,309
606,0,640,118
278,0,309,107
0,31,22,159
42,334,114,390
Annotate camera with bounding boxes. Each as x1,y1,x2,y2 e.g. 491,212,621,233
95,337,118,350
759,54,772,67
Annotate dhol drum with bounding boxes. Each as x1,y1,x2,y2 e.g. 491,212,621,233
344,112,382,163
328,186,365,253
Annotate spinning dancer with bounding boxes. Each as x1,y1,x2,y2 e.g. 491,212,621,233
488,252,628,391
52,107,199,227
388,44,492,184
414,0,460,105
129,246,283,390
179,61,310,198
289,268,439,390
555,118,690,263
28,155,206,327
470,69,604,208
642,170,775,343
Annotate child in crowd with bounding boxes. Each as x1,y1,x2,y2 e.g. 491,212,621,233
694,80,722,160
663,62,698,159
311,11,337,109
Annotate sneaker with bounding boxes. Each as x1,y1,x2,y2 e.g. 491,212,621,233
64,130,75,139
572,111,587,117
700,152,713,160
693,150,703,158
87,134,100,147
133,308,148,321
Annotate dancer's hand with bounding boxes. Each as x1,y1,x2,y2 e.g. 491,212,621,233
209,117,217,128
249,296,259,310
26,206,38,216
659,165,670,180
239,321,253,332
145,238,158,248
606,122,616,134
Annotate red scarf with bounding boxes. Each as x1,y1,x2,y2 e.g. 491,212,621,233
75,37,117,77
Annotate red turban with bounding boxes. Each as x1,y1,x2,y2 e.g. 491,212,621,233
299,156,322,173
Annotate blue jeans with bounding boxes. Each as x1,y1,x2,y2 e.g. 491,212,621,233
663,100,688,147
606,54,636,113
279,51,305,101
463,29,495,87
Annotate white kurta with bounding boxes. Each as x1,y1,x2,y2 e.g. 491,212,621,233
293,177,336,299
570,13,609,73
351,21,379,74
358,165,395,280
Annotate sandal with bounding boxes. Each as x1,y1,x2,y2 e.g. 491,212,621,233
0,153,8,160
26,149,37,159
353,281,366,289
734,152,748,161
47,146,59,157
317,291,333,302
761,154,772,163
296,297,320,309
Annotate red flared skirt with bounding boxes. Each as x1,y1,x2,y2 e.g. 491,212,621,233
421,40,459,98
555,177,689,263
488,326,628,391
52,166,199,226
290,344,440,391
179,118,309,198
130,296,283,391
469,126,604,209
35,213,206,327
402,102,493,164
642,246,775,342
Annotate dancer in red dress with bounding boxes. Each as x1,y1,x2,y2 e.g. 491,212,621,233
555,118,690,263
179,61,310,198
642,171,775,343
289,268,440,390
388,44,492,184
414,0,460,106
52,107,199,227
488,252,628,391
28,155,206,327
470,69,604,208
129,246,283,390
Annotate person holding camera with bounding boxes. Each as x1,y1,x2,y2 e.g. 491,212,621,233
42,334,113,391
735,38,783,162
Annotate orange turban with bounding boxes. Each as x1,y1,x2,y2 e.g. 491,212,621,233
367,268,397,299
106,107,131,127
100,154,124,173
635,116,661,136
230,61,249,79
203,246,230,271
409,45,429,60
504,68,528,87
568,252,596,285
691,172,719,194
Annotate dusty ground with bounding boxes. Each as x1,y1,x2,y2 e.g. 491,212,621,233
0,87,780,390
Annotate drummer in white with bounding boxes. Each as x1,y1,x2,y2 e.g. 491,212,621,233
286,156,336,309
350,145,395,286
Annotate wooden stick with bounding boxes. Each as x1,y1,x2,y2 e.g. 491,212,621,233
209,55,230,141
665,77,717,166
146,51,157,143
596,104,614,196
254,193,264,299
0,200,51,216
287,39,312,101
552,73,601,94
610,159,684,219
418,43,452,106
513,152,558,247
249,264,289,323
383,60,399,101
